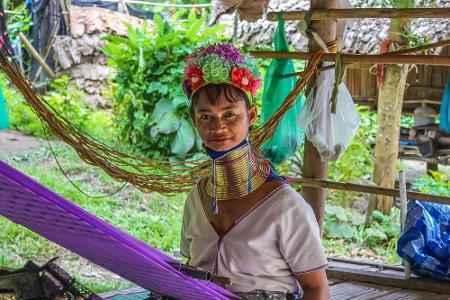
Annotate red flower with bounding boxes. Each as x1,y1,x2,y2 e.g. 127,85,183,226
185,65,204,91
231,66,260,96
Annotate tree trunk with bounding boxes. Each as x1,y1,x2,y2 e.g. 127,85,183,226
301,0,336,234
367,18,409,219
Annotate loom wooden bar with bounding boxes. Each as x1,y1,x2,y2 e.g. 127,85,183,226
326,266,450,294
250,51,450,66
18,33,56,79
291,178,450,205
266,8,450,21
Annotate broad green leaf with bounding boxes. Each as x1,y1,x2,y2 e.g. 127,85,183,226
151,99,174,123
153,14,165,37
171,119,195,155
186,18,203,41
326,205,347,222
154,110,181,134
172,96,188,108
327,222,353,239
365,228,388,240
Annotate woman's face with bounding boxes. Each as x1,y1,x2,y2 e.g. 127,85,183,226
193,91,257,152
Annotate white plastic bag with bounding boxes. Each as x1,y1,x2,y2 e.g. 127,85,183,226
297,65,360,161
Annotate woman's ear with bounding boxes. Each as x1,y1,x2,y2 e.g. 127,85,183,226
248,105,257,127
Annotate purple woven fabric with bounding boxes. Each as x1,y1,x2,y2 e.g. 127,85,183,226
0,160,236,300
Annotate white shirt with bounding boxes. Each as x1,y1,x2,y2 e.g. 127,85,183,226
180,183,328,293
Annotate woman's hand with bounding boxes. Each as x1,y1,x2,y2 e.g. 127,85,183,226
296,268,330,300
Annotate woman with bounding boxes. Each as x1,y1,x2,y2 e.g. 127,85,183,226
180,44,329,300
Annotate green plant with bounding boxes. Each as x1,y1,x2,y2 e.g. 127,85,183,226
411,170,450,196
324,205,400,250
102,10,227,158
3,75,115,142
2,3,32,69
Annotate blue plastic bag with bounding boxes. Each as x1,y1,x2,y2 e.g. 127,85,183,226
260,16,304,165
397,200,450,280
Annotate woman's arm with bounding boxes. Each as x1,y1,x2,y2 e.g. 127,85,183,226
296,268,330,300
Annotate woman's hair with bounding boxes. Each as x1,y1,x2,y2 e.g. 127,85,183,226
189,84,251,118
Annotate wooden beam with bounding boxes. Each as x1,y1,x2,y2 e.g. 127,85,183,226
18,33,56,79
326,266,450,294
249,51,450,66
408,85,443,93
290,178,450,205
389,39,450,55
267,8,450,21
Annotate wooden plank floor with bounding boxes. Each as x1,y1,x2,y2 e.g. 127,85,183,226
101,260,450,299
327,259,450,300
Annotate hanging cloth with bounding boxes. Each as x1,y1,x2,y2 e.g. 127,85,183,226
260,15,304,165
0,82,9,130
439,76,450,134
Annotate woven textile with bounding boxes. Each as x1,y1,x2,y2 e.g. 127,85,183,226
0,160,236,299
397,200,450,280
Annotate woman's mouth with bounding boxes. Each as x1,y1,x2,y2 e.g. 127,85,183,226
210,137,231,143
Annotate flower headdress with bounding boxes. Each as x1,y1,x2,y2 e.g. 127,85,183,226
182,43,262,101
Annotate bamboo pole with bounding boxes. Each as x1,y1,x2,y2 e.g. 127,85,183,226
250,51,450,66
389,39,450,55
290,178,450,205
267,8,450,21
398,171,411,280
18,33,56,79
281,40,450,78
58,0,69,30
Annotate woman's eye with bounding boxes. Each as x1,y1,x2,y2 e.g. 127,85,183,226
200,115,211,120
225,112,236,118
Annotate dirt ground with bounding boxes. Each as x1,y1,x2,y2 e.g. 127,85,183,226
0,130,42,155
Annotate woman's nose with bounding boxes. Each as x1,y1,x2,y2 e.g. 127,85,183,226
213,117,226,130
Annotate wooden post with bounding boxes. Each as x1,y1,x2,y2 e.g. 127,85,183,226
367,17,409,217
301,0,336,234
399,171,411,280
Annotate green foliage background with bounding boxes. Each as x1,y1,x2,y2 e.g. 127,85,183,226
102,10,226,158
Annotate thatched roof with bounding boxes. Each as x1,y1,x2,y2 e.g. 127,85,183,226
213,0,450,54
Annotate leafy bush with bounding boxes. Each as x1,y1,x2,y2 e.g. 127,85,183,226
102,10,226,158
411,170,450,196
324,204,400,250
3,75,115,142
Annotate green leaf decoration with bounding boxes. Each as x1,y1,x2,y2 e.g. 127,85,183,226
171,119,195,155
151,99,174,123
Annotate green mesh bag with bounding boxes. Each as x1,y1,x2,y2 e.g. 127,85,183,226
261,16,304,165
0,82,10,130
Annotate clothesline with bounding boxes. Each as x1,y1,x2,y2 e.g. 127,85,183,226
101,0,211,8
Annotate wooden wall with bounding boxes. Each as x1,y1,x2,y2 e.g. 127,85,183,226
345,45,450,115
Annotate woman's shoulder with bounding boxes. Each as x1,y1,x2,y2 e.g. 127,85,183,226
266,183,314,214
